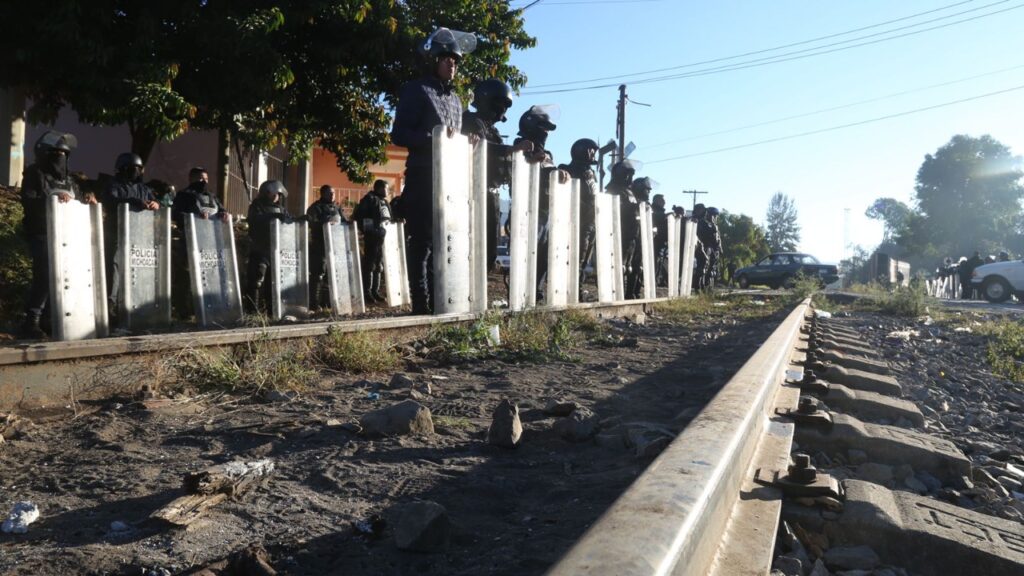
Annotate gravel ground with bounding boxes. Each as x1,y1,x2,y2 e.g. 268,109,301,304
0,296,788,575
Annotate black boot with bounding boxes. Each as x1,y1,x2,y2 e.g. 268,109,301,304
371,272,385,303
19,314,46,340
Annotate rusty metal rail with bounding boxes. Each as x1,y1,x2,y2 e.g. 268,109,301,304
548,298,810,576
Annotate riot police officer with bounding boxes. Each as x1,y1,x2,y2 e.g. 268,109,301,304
171,167,227,319
514,105,561,297
352,180,392,303
461,79,532,271
691,203,708,292
391,27,477,314
559,139,600,294
701,207,722,289
651,193,668,287
245,180,293,313
306,184,344,310
103,152,159,326
19,131,96,338
623,177,653,299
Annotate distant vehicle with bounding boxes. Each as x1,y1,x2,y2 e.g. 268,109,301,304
733,252,839,289
495,244,511,271
970,260,1024,303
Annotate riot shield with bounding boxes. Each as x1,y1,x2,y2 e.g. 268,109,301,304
639,203,656,300
545,173,579,307
666,214,682,298
325,222,365,316
381,220,411,307
116,204,171,331
593,192,622,303
679,218,697,297
46,196,108,340
270,220,309,320
185,214,243,327
568,178,581,305
432,127,488,315
509,153,541,311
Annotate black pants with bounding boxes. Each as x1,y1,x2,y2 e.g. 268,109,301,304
246,251,272,313
309,242,329,308
578,222,595,290
171,236,192,320
402,166,433,314
623,236,642,299
487,191,500,270
693,249,708,292
362,233,385,294
24,235,50,320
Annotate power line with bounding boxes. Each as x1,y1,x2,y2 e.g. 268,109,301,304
526,0,979,89
645,83,1024,164
522,1,1024,94
643,62,1024,149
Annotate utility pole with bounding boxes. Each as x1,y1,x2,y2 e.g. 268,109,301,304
682,189,709,210
615,85,626,164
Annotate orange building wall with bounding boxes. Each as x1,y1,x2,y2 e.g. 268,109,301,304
310,146,408,216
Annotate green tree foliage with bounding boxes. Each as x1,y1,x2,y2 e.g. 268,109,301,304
0,1,535,181
718,211,769,267
865,197,914,242
765,191,800,252
912,134,1023,258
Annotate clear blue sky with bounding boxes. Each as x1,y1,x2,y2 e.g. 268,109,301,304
498,0,1024,263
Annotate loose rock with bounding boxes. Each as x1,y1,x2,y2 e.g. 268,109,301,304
393,501,450,552
360,400,434,437
2,501,40,534
553,407,600,442
823,545,880,571
856,462,894,486
543,399,579,417
487,400,523,449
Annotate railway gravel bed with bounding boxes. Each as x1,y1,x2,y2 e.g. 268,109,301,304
0,296,788,575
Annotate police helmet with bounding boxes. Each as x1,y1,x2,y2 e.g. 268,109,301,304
693,203,707,218
519,104,558,135
652,193,666,208
420,27,477,61
259,180,288,199
707,207,720,217
570,138,600,164
115,152,144,172
473,79,514,113
610,159,638,182
34,130,77,157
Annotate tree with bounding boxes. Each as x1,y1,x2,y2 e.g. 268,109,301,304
913,134,1024,258
865,198,913,243
765,192,800,252
0,1,535,181
718,211,769,268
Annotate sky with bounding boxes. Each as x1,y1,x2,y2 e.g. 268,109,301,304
496,0,1024,263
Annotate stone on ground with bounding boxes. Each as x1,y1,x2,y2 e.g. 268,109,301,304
553,407,600,442
823,545,880,571
360,400,434,437
488,400,523,449
543,399,579,417
393,501,451,552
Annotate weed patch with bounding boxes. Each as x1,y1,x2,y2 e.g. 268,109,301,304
424,310,600,363
167,335,317,395
654,292,787,325
315,328,399,374
984,320,1024,382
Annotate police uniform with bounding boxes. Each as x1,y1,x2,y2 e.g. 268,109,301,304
245,195,292,312
171,182,226,318
305,197,343,309
352,191,392,302
103,176,156,320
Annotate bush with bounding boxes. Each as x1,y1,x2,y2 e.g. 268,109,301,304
0,187,30,330
168,335,318,394
314,328,399,374
985,320,1024,383
423,310,600,363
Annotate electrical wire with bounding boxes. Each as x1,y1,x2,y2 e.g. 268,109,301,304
643,63,1024,149
645,83,1024,164
525,0,979,89
523,1,1023,94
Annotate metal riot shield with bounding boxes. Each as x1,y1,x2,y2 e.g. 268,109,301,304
432,127,488,314
639,203,656,300
116,204,171,331
270,220,309,320
666,214,682,298
381,220,411,307
185,214,243,327
568,178,581,305
325,221,365,316
545,173,579,307
46,196,108,340
679,218,697,297
593,192,621,303
509,153,541,311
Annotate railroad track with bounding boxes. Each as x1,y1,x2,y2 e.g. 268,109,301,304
2,295,1022,575
550,298,1024,576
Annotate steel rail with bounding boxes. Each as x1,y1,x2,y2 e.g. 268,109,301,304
548,298,810,576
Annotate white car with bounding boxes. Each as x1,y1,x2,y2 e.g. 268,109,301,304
970,260,1024,303
495,244,511,271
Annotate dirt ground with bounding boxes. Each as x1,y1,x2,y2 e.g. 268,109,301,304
0,297,788,575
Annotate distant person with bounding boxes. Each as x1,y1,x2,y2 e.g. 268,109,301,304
245,180,293,313
959,251,984,299
998,250,1011,262
19,131,97,338
560,139,600,292
352,180,392,303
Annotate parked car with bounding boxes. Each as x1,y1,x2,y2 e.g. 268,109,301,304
733,252,839,289
970,260,1024,303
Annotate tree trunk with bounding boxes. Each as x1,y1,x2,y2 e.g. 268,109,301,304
128,118,159,163
216,127,231,204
